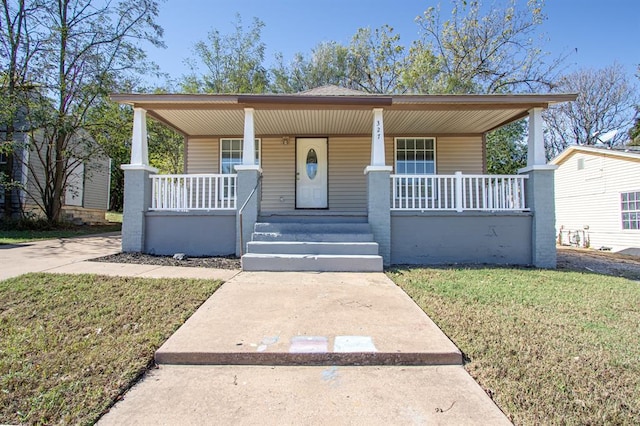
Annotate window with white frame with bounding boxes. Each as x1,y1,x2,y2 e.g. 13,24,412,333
395,137,436,175
220,138,260,174
394,138,437,208
621,191,640,230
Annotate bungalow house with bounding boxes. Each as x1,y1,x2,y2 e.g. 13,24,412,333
111,86,575,271
552,145,640,253
1,129,111,224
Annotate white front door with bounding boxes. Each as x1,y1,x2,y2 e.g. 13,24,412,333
296,138,328,208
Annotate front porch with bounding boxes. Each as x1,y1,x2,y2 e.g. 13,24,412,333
113,88,575,270
140,170,533,270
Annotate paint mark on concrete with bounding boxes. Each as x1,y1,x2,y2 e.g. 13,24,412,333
289,336,328,353
256,336,279,352
321,366,339,381
334,336,377,353
321,366,341,388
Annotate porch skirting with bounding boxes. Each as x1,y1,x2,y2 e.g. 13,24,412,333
390,211,532,265
145,211,236,256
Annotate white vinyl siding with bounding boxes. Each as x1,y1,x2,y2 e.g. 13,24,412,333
555,150,640,251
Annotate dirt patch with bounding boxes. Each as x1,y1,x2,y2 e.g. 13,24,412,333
94,252,241,270
557,246,640,280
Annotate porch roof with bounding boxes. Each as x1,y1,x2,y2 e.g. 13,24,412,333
110,91,576,138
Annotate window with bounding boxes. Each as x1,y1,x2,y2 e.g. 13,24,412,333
220,138,260,174
621,191,640,230
395,138,436,174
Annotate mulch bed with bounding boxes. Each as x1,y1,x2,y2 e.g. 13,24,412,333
93,247,640,278
94,252,241,270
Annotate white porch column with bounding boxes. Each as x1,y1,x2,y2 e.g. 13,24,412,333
121,107,157,253
527,107,546,167
130,107,150,166
371,108,386,166
242,107,256,166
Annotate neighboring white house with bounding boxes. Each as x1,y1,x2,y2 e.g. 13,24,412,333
552,146,640,254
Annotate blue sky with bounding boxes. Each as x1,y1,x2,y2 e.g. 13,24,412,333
146,0,639,87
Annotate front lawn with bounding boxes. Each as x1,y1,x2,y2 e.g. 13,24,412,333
388,267,640,425
0,273,221,424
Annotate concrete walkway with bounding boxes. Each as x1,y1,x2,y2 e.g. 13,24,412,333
100,272,511,425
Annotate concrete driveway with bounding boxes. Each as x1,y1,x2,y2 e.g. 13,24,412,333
0,232,122,280
0,232,238,281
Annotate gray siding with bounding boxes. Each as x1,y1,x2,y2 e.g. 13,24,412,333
83,155,110,210
555,150,640,251
391,212,532,265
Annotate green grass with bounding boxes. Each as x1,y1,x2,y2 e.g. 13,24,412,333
0,224,121,244
387,266,640,425
105,211,123,223
0,273,222,425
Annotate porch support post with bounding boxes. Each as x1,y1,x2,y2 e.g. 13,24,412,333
365,166,392,266
242,108,256,165
365,107,392,266
371,108,386,166
519,107,557,268
121,107,158,253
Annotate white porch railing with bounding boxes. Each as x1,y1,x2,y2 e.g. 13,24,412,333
150,174,237,211
391,172,528,212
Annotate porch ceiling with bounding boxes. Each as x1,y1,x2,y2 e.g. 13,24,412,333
111,93,576,138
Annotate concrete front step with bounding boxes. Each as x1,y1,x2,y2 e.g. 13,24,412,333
246,241,380,255
252,232,375,242
254,222,372,234
242,253,383,272
155,348,461,366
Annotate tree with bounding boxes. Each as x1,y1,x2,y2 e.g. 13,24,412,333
183,14,268,94
543,64,639,158
346,25,407,93
0,0,44,217
486,120,527,174
629,65,640,146
3,0,163,222
406,0,564,94
270,42,350,93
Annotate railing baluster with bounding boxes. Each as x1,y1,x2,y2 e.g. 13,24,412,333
389,173,528,212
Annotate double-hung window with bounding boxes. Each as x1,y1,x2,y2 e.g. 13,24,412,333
395,138,435,175
394,138,436,208
621,191,640,230
220,138,260,174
